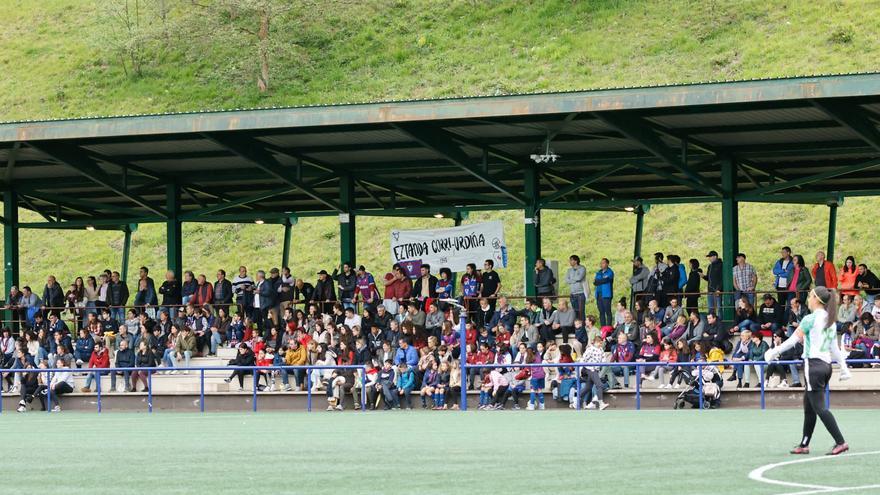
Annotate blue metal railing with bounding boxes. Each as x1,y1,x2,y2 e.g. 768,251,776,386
464,359,880,411
0,364,367,414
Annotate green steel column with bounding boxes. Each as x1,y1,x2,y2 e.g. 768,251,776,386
281,218,293,269
339,174,356,266
523,167,541,298
166,183,182,281
720,158,738,321
121,224,133,282
633,206,645,260
4,188,19,300
827,203,838,262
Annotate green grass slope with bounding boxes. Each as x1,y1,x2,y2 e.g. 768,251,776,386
1,0,878,303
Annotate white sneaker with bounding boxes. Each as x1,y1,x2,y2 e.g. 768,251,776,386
335,405,343,411
673,383,680,389
598,401,609,410
168,370,178,375
52,405,61,412
538,403,545,410
183,370,189,375
9,385,19,394
526,402,535,411
284,385,293,392
779,380,789,388
568,402,576,409
585,401,597,410
16,405,25,413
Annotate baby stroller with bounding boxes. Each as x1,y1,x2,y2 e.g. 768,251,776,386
674,365,722,410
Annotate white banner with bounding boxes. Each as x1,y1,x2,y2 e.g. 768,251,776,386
390,221,507,273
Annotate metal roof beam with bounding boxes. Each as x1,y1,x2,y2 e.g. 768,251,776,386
740,157,880,197
26,141,167,217
811,99,880,152
356,180,385,209
539,164,629,206
593,112,723,196
358,176,504,206
180,185,299,219
19,194,56,223
4,142,20,182
203,133,342,212
392,123,528,205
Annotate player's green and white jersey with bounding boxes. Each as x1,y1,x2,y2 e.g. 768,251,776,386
799,309,835,363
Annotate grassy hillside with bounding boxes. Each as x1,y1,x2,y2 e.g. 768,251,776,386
1,0,879,305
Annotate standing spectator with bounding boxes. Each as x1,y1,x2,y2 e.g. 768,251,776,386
435,268,454,311
411,264,438,311
773,247,795,304
253,270,273,332
293,278,315,306
138,266,156,298
480,260,502,313
277,267,295,313
629,257,650,309
158,270,181,318
593,258,614,327
181,271,197,307
534,258,556,297
574,336,609,409
789,255,812,304
565,255,587,321
811,251,838,289
838,256,858,297
311,270,337,314
684,259,702,313
353,265,380,313
42,276,64,317
232,266,254,319
134,278,158,318
855,264,880,305
20,286,43,328
649,253,669,307
459,263,481,317
733,253,758,305
525,347,546,410
107,271,129,324
703,251,723,315
3,286,23,330
191,274,213,308
213,269,233,315
333,263,357,310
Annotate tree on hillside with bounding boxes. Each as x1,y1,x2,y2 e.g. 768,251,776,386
96,0,179,77
192,0,295,93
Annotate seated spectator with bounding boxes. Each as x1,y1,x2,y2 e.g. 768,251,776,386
132,340,156,392
574,336,609,410
784,298,808,337
668,339,691,388
74,328,94,368
637,333,660,385
486,368,509,410
224,343,255,391
611,310,638,349
603,332,635,389
171,326,197,374
665,314,688,341
281,340,307,391
419,360,440,409
756,294,783,337
81,341,110,393
645,337,678,388
112,339,135,392
209,307,230,356
729,330,753,388
395,361,415,409
255,348,273,391
43,358,75,412
766,333,803,387
730,296,759,333
376,360,399,410
549,299,575,343
16,359,41,412
744,332,769,386
685,311,706,344
447,359,462,410
660,297,684,335
468,342,495,390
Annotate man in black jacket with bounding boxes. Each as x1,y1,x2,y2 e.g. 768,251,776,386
158,270,181,318
757,293,783,336
293,279,315,306
107,271,129,324
410,264,438,310
213,269,233,315
703,251,723,316
855,264,880,303
112,339,136,392
42,276,64,318
312,270,337,314
333,263,357,310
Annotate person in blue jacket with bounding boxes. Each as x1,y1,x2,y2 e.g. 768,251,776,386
773,246,795,302
395,361,415,409
594,258,615,328
393,337,419,367
74,328,94,367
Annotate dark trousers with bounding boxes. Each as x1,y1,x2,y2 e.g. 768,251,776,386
39,382,72,409
801,359,845,447
579,369,603,403
597,297,612,327
493,385,508,405
229,369,253,388
111,371,132,391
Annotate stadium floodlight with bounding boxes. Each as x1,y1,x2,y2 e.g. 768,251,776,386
624,206,636,212
254,219,265,224
433,213,445,219
530,136,560,164
85,225,96,231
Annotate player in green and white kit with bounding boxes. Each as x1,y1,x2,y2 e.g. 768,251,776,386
765,286,851,455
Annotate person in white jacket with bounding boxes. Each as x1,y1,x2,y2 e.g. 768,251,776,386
41,360,75,412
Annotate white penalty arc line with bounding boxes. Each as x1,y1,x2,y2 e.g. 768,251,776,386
748,450,880,495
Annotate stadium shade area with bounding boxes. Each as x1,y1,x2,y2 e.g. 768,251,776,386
1,72,880,304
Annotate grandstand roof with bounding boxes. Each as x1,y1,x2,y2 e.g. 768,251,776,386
2,71,880,226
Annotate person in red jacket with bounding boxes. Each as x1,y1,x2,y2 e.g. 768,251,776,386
191,274,214,307
81,341,110,392
810,251,838,289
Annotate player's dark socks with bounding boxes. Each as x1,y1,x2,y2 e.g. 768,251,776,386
826,443,849,456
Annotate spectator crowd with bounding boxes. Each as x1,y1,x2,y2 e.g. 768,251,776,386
1,246,878,412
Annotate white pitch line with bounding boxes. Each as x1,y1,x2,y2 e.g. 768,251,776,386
748,450,880,494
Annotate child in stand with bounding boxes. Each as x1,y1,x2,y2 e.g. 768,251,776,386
707,341,726,376
255,349,273,391
669,339,691,388
434,361,450,410
488,368,509,410
647,337,678,388
478,370,493,410
448,359,462,410
419,360,440,409
637,333,660,386
526,348,546,410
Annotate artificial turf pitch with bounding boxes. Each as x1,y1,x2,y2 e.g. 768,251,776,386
2,409,878,494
